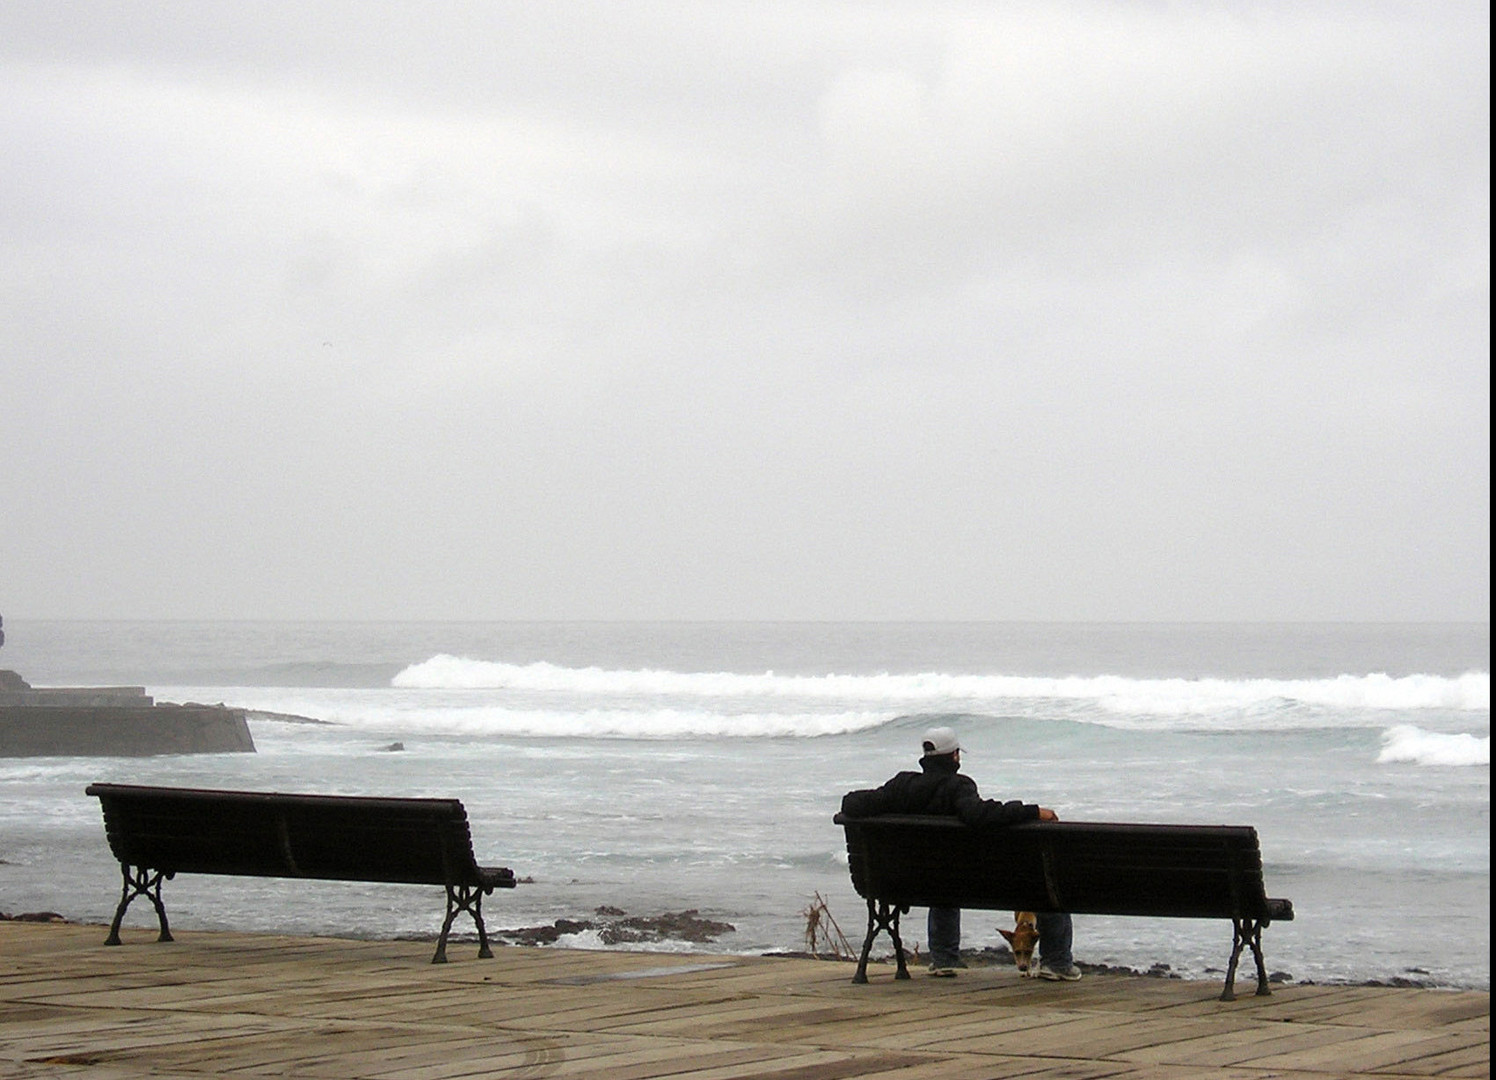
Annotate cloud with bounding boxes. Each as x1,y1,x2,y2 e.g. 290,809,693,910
0,1,1487,620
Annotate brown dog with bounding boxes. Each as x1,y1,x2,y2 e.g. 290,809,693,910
998,912,1040,976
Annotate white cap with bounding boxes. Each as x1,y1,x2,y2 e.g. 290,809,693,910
921,726,960,756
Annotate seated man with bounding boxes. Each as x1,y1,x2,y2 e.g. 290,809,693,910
840,726,1081,980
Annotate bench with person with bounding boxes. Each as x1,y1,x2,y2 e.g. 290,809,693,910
86,782,517,963
833,811,1294,1001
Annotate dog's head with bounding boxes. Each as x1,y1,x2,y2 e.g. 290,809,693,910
998,913,1040,975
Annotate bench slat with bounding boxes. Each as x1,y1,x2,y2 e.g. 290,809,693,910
89,784,501,886
837,814,1285,921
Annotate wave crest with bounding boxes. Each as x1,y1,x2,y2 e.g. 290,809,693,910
391,655,1490,713
1377,725,1490,767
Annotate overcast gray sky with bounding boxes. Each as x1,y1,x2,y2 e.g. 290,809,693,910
1,2,1488,622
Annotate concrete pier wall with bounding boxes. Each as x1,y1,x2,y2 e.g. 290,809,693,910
0,686,154,708
0,704,256,757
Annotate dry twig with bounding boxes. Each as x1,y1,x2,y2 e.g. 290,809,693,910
802,892,855,960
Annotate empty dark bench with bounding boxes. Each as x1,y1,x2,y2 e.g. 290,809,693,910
834,812,1294,1000
87,783,517,963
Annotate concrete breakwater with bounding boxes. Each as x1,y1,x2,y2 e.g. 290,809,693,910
0,670,255,757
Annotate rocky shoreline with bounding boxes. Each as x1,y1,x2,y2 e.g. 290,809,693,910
489,907,738,947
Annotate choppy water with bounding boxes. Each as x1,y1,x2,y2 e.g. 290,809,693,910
1,620,1487,988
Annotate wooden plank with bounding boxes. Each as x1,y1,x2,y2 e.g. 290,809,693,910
252,1031,652,1079
938,1011,1249,1057
1114,1022,1403,1067
0,922,1486,1080
1243,1029,1493,1075
1386,1041,1492,1078
861,1010,1136,1054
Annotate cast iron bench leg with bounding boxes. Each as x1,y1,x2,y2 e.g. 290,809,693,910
1222,916,1272,1001
105,864,172,946
434,883,493,964
1247,917,1271,997
853,899,911,983
473,886,494,959
888,903,911,980
853,898,878,983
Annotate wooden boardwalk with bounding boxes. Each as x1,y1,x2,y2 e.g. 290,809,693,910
1,921,1487,1079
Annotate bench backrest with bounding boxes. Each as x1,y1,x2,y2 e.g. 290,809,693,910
87,783,488,887
835,813,1290,922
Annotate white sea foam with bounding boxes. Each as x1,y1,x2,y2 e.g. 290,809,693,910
1378,724,1491,767
171,663,1492,741
378,706,886,739
392,656,1490,714
552,928,608,950
211,689,889,739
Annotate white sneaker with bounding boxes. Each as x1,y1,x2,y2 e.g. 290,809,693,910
1038,965,1083,982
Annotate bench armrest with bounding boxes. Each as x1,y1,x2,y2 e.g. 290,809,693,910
480,867,517,890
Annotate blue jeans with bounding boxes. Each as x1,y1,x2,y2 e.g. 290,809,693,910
927,907,963,968
928,907,1074,970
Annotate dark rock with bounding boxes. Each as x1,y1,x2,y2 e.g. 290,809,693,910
244,709,331,726
506,924,569,946
494,908,737,948
606,910,736,945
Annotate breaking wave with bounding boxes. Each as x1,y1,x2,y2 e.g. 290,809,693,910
1378,725,1491,767
392,655,1489,715
247,701,889,739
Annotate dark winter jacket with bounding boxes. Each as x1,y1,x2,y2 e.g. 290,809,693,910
839,754,1040,828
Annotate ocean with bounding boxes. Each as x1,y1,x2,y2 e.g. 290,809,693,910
1,620,1487,990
